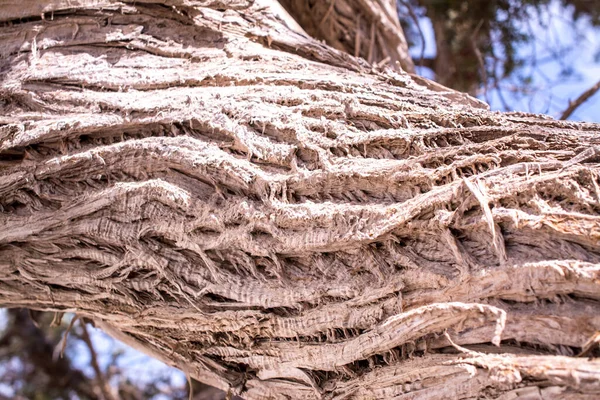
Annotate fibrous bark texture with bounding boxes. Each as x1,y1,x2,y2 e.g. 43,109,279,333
1,1,599,399
279,0,415,72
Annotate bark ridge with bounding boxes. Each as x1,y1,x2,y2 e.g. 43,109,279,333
0,1,599,398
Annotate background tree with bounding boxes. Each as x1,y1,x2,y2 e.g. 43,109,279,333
1,0,600,399
0,310,190,399
396,0,600,111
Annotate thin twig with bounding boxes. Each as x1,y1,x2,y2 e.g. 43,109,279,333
50,311,64,327
368,22,376,64
56,314,79,359
560,79,600,120
319,0,336,27
27,309,41,328
354,14,361,58
80,320,116,400
470,19,489,104
443,331,482,356
187,373,194,400
375,28,391,68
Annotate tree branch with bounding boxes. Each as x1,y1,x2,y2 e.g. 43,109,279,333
560,79,600,120
399,0,425,68
1,2,600,399
80,320,117,400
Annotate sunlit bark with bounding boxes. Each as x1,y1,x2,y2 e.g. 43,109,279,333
1,1,599,398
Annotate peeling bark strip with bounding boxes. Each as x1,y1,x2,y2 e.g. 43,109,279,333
1,1,600,398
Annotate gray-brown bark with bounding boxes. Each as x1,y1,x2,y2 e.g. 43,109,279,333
279,0,415,72
0,1,599,399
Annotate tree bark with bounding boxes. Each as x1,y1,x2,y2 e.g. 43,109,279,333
279,0,415,72
1,1,599,399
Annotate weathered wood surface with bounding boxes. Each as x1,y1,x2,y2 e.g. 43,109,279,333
0,1,599,398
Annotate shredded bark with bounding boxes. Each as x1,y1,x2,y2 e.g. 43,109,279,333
0,1,599,398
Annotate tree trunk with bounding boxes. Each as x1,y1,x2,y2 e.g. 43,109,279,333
278,0,415,72
424,3,485,95
1,1,599,399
